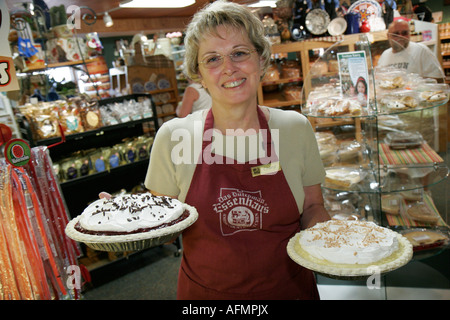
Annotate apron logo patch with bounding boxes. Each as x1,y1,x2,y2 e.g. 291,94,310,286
213,188,269,236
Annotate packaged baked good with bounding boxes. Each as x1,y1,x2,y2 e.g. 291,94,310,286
262,63,279,92
280,60,301,78
381,194,402,215
400,188,423,201
337,140,362,162
58,101,84,135
406,203,439,224
325,167,367,188
262,62,279,81
316,97,362,117
378,90,419,113
417,83,449,105
385,131,423,149
282,84,302,101
400,228,448,251
376,69,407,91
80,100,102,130
315,131,336,145
325,198,358,220
20,102,61,140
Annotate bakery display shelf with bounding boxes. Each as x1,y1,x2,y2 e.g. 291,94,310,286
302,95,448,118
323,165,379,194
385,192,448,227
59,158,149,189
379,142,444,166
260,90,302,108
24,58,99,73
324,163,448,194
33,117,156,147
157,111,177,118
145,87,175,95
261,76,303,86
377,99,449,116
380,164,449,194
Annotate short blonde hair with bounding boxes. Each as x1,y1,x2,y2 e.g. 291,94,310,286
183,0,272,82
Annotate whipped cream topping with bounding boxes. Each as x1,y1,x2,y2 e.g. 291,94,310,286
299,220,399,265
78,193,184,233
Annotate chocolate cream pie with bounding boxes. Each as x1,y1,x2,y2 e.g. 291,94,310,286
65,193,198,252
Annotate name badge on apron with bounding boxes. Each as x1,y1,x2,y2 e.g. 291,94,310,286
251,161,281,177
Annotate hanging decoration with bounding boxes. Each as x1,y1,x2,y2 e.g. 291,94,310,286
0,142,86,299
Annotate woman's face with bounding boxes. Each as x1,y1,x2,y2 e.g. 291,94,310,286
197,25,263,108
357,81,366,94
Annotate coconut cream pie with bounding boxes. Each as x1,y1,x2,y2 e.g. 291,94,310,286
287,220,412,277
65,193,198,251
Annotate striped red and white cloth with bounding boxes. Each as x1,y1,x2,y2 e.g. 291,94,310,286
379,142,444,166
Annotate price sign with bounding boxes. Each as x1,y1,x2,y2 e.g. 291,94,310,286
0,0,19,92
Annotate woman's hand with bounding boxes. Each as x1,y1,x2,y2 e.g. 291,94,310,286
99,192,111,199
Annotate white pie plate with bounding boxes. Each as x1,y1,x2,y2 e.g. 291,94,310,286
287,230,413,279
65,204,198,252
328,17,347,36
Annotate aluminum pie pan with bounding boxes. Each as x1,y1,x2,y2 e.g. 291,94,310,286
65,204,198,252
287,231,413,279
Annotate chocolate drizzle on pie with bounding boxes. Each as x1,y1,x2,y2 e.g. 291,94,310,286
76,193,186,235
75,209,190,235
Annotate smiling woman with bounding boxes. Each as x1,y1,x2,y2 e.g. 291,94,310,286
145,0,330,300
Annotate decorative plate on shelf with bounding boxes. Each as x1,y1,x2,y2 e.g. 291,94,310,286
305,9,330,35
349,0,382,23
327,17,347,36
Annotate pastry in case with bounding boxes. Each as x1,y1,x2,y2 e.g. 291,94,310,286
400,228,448,251
418,83,449,104
378,90,419,113
384,131,423,149
381,194,402,215
65,193,198,252
406,202,439,224
325,167,367,188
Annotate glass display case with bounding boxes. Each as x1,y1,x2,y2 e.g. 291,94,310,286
301,33,449,237
301,33,449,299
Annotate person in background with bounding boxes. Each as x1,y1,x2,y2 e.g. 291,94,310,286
145,0,330,299
307,0,340,20
377,19,444,80
413,0,433,22
378,0,397,26
176,78,212,117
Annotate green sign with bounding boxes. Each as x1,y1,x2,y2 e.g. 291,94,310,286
4,139,31,167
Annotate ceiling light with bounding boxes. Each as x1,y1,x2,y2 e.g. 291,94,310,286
247,0,277,8
120,0,195,8
103,12,113,27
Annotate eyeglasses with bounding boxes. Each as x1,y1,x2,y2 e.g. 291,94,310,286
391,30,409,36
198,48,257,69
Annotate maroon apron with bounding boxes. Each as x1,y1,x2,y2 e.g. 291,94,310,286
179,107,319,300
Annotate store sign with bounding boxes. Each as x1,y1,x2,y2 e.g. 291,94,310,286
337,51,370,107
0,0,19,92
